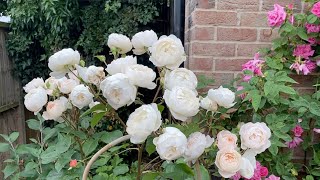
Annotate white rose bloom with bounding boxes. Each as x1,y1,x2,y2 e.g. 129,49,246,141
42,96,68,122
164,68,197,90
215,148,242,178
100,73,137,110
124,64,156,89
149,35,186,70
183,132,214,162
216,130,238,150
44,77,59,96
89,101,101,109
48,48,80,78
132,30,158,55
242,149,257,169
153,127,187,161
239,157,254,179
57,77,79,94
107,33,132,54
208,86,236,108
106,56,137,75
126,103,162,144
239,122,271,154
200,96,218,112
76,65,105,85
163,86,199,121
24,87,48,114
69,84,94,109
23,78,45,93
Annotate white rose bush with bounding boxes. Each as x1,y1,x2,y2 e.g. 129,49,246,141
6,29,308,180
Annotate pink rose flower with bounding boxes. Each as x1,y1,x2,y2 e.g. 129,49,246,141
308,38,318,45
292,125,303,137
290,62,301,74
314,128,320,134
305,24,320,33
266,175,281,180
293,44,315,59
231,172,241,180
242,53,265,81
311,2,320,17
69,159,77,168
237,86,247,100
268,4,286,27
302,60,317,75
260,166,269,177
288,4,294,10
289,15,294,24
285,137,303,148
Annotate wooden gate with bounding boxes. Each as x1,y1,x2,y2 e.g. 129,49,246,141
0,23,26,178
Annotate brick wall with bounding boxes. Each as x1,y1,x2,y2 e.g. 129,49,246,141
184,0,316,92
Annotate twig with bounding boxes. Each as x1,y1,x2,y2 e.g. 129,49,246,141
82,135,131,180
136,143,145,180
143,156,160,171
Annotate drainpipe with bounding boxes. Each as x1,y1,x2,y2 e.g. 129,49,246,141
170,0,185,44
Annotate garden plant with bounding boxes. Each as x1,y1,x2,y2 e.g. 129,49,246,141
1,0,320,180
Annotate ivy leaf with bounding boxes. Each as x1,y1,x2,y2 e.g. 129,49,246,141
83,139,99,156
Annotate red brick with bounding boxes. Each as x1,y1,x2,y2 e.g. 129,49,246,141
217,0,259,11
193,10,237,26
237,44,271,57
215,59,249,71
190,0,215,10
217,27,257,42
240,13,268,27
260,28,279,42
262,0,302,12
189,57,213,71
192,43,235,56
190,27,215,41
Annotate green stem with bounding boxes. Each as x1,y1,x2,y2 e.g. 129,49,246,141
136,143,144,180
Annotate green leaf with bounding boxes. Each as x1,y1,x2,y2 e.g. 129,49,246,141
9,132,19,142
249,90,261,111
197,75,214,89
269,143,279,156
0,134,10,142
194,165,210,180
24,162,38,171
83,139,99,156
26,119,40,130
278,85,296,95
297,27,308,41
46,169,64,180
2,164,18,179
309,102,320,117
146,137,156,156
157,104,165,113
274,71,297,83
273,130,292,141
95,55,106,62
142,172,160,180
311,169,320,176
55,150,75,172
266,57,283,70
100,130,123,144
43,128,57,142
307,14,318,23
306,175,314,180
0,143,10,152
276,161,286,175
80,103,106,118
113,164,129,176
91,112,105,128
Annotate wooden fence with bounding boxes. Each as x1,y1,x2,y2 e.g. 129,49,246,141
0,23,26,178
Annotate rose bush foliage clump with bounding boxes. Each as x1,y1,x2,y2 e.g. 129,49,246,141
1,1,320,180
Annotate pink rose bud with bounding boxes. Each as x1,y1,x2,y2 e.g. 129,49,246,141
260,166,269,177
69,159,77,168
292,125,303,137
266,175,281,180
288,3,294,10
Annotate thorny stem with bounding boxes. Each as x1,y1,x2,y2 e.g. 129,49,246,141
136,143,145,180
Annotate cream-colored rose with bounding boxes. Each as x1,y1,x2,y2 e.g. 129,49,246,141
183,132,214,162
107,33,132,54
164,68,197,90
149,35,186,70
124,64,156,89
239,122,271,154
216,130,238,150
153,127,187,161
208,86,236,108
163,86,199,121
42,96,68,122
69,85,94,109
239,157,254,179
215,148,242,178
106,56,137,75
100,73,137,110
126,103,162,144
200,96,218,112
132,30,158,55
48,48,80,78
57,77,79,94
76,65,105,85
24,87,48,114
23,78,45,93
44,77,59,96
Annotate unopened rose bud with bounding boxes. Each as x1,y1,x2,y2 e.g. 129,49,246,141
69,159,77,168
